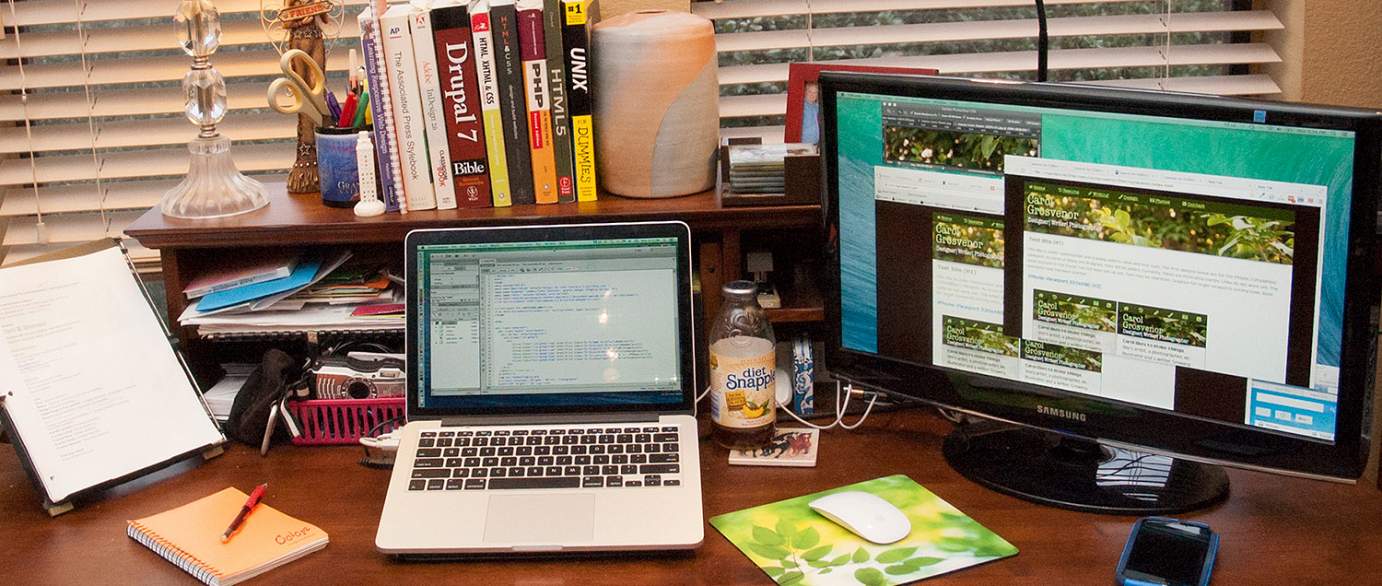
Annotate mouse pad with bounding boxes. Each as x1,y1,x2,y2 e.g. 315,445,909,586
709,475,1017,585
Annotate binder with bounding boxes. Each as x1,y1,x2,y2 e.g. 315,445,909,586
0,239,226,516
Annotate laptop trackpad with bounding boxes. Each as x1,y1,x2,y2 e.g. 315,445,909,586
483,494,596,545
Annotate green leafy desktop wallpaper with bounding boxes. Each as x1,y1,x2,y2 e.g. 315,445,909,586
711,475,1017,585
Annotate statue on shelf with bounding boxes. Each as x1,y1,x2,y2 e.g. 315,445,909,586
262,0,343,194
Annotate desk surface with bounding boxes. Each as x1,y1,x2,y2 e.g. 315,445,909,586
3,409,1378,584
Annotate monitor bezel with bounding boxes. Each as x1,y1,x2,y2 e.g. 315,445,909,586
820,73,1380,480
404,221,697,420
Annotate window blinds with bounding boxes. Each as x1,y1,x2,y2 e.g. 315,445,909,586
2,0,1281,267
700,0,1280,142
1,0,365,268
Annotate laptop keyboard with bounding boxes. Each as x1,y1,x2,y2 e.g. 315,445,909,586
406,425,684,491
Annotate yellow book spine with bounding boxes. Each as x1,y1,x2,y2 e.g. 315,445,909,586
523,66,559,204
483,108,512,207
572,114,597,201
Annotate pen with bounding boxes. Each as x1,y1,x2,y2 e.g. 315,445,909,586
352,89,370,129
326,91,342,123
338,92,359,129
221,483,268,543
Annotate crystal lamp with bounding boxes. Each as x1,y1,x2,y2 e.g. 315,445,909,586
160,0,269,219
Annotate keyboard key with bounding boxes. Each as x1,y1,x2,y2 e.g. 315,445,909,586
626,444,642,454
568,428,584,434
582,477,605,488
452,468,469,478
479,447,496,457
476,430,493,436
495,430,510,436
501,457,517,467
602,465,619,475
653,433,678,443
661,426,677,432
649,453,680,463
626,480,642,487
582,465,600,475
594,455,610,465
598,435,615,444
538,456,554,466
414,458,444,468
556,456,573,466
645,476,662,487
472,438,488,447
443,448,460,457
564,465,581,476
498,447,515,456
464,457,481,467
608,445,624,454
526,436,543,446
512,430,528,436
409,480,427,491
519,456,536,466
489,467,506,477
562,436,579,445
617,434,633,443
544,436,560,446
545,466,562,476
550,429,565,435
526,466,544,476
534,446,551,456
464,479,487,490
458,431,474,437
473,468,489,478
437,438,453,447
665,479,681,486
509,437,525,446
412,469,450,479
462,448,478,457
631,454,648,464
489,477,580,490
516,447,532,456
575,455,592,465
427,479,445,490
641,464,680,474
580,436,597,444
661,443,678,453
553,446,570,455
418,438,435,448
612,454,629,464
455,438,471,447
446,458,466,467
620,464,638,475
624,427,641,433
531,429,547,436
482,457,499,467
607,476,624,487
416,448,442,458
439,431,455,437
571,445,588,455
643,427,659,433
635,434,652,443
446,479,464,490
421,431,438,438
590,445,606,455
509,466,526,477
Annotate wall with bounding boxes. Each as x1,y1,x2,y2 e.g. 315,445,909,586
1259,0,1382,109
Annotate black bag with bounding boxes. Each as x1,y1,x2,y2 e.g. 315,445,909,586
225,349,299,446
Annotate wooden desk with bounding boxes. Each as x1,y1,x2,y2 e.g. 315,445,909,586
2,409,1377,584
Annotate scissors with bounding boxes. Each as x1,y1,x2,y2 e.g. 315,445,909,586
267,49,331,126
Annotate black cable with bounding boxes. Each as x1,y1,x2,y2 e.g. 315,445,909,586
1035,0,1049,82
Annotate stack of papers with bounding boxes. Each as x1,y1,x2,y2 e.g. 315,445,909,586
728,143,818,194
178,251,405,336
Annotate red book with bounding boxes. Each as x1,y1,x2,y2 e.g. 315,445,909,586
431,3,492,207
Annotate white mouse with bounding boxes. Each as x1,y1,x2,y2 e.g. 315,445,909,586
808,491,912,544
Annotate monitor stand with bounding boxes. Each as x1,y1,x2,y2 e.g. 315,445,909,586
942,422,1229,515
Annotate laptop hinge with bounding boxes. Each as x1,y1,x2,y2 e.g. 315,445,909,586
439,412,661,427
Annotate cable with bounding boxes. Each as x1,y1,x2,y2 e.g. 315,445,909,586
775,381,880,431
1035,0,1049,82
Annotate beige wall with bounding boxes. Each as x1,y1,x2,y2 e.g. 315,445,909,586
1259,0,1382,109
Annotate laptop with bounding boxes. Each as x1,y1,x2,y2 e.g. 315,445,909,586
376,221,703,555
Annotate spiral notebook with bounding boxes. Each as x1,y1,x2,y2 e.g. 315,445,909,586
127,487,329,586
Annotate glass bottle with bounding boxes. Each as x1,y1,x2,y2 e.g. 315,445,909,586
709,280,776,449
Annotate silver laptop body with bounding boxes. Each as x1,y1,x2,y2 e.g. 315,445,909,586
377,222,703,555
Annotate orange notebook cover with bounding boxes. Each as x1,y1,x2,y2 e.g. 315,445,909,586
126,487,329,586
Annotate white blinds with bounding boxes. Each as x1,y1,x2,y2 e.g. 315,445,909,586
700,0,1283,142
0,0,364,267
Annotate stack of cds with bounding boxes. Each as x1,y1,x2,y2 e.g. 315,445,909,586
727,143,818,194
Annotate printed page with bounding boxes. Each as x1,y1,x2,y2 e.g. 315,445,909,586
0,247,223,502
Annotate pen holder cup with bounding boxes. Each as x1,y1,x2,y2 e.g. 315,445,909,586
315,127,361,208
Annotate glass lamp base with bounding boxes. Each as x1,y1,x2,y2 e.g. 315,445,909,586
160,135,269,219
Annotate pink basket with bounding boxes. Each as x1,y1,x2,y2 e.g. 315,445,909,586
286,397,406,446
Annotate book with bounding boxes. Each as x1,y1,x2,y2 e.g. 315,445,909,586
195,256,325,313
728,427,819,467
432,1,493,208
491,0,536,205
0,241,225,511
469,0,514,207
409,4,458,210
183,252,300,299
543,0,576,202
358,8,405,212
710,475,1018,585
127,487,329,586
381,4,438,211
560,0,597,202
517,0,559,204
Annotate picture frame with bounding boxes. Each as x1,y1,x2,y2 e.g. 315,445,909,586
784,63,939,144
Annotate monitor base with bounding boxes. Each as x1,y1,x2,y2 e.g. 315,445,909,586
942,424,1229,515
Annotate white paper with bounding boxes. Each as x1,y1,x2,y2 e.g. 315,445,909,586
0,247,224,503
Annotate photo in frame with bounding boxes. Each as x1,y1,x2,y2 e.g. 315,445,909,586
784,63,938,144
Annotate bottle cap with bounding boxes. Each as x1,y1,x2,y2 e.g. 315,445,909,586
722,280,757,300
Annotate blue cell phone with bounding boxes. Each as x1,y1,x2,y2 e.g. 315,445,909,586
1115,517,1219,586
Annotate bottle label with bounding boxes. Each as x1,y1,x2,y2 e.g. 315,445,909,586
710,337,776,429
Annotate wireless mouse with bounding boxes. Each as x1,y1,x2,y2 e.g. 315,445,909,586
808,491,912,544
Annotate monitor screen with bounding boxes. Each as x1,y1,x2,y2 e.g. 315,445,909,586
825,76,1377,475
411,235,686,412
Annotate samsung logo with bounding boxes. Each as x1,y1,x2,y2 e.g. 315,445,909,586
1037,405,1086,422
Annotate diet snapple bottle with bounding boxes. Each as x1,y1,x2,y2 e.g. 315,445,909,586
709,280,776,449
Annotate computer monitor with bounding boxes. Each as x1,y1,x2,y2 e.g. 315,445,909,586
821,74,1381,514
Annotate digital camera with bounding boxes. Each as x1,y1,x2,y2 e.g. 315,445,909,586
312,352,405,400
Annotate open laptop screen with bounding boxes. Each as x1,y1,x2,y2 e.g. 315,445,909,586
412,233,686,412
